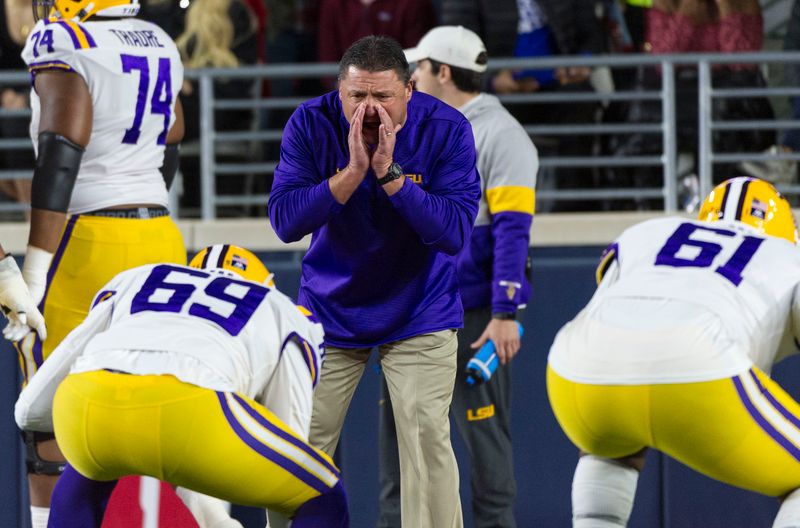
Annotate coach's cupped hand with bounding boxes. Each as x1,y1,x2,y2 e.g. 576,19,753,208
371,104,402,177
346,103,371,176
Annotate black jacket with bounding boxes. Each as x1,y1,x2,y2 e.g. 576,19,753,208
442,0,605,57
441,0,519,57
538,0,606,55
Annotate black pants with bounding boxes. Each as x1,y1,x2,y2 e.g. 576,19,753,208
378,307,517,528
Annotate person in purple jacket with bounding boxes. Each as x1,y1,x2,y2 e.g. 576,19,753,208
379,26,537,528
267,35,480,528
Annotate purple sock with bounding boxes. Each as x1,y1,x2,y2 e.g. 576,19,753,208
48,464,117,528
291,481,349,528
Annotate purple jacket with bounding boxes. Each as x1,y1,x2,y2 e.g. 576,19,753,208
269,90,481,347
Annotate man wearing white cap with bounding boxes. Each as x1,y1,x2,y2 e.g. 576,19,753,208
379,26,538,528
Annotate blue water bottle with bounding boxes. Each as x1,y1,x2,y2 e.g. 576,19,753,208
465,322,524,386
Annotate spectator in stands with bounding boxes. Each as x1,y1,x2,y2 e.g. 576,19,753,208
649,0,769,186
378,26,537,528
597,0,662,212
598,0,636,54
263,0,321,177
317,0,436,64
548,176,800,528
440,0,519,62
268,36,481,528
266,0,319,75
647,0,761,56
439,0,519,94
243,0,267,62
177,0,258,138
497,0,607,212
606,0,768,208
138,0,185,39
0,0,34,207
784,0,800,161
176,0,259,212
497,0,607,94
740,0,800,187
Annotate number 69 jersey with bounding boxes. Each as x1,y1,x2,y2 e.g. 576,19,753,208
22,17,182,214
16,263,325,439
548,217,800,385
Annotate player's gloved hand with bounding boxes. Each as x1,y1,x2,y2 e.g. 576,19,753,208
3,318,36,342
0,255,47,341
21,245,53,307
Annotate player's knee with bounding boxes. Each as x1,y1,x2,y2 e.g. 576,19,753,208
291,481,349,528
572,455,639,528
24,431,66,476
775,487,800,528
416,408,450,443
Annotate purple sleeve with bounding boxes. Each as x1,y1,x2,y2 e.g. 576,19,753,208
388,120,480,255
268,108,343,242
491,211,532,313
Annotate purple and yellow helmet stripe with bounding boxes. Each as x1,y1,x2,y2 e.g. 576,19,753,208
698,176,799,244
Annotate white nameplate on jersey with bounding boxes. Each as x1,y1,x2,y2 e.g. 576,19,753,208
109,29,165,48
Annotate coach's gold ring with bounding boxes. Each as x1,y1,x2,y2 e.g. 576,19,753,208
385,131,393,137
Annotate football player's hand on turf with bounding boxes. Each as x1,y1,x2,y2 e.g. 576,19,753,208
0,255,46,342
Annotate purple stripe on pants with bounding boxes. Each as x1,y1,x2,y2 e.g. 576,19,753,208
733,373,800,461
231,393,338,477
748,370,800,430
216,392,331,494
30,215,79,367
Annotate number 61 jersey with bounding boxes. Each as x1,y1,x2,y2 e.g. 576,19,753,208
22,17,182,214
548,217,800,385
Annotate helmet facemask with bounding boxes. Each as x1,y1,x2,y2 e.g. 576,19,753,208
32,0,56,21
189,245,275,287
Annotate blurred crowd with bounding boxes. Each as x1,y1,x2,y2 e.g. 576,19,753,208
0,0,795,214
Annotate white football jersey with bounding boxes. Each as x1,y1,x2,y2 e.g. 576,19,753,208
22,18,183,214
549,217,800,384
15,263,325,437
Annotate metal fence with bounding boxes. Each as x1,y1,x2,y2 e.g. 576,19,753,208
3,51,800,219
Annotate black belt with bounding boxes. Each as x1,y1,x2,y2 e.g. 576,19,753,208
83,207,169,219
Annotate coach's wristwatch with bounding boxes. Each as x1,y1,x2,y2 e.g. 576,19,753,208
492,311,517,321
377,162,403,186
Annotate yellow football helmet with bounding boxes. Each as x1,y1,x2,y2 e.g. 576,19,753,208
189,244,275,287
34,0,140,22
698,176,799,244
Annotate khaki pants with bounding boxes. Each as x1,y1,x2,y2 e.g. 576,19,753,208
310,330,463,528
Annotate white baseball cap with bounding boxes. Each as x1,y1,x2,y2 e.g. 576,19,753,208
404,26,488,73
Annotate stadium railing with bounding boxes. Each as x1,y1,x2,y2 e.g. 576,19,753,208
2,51,800,220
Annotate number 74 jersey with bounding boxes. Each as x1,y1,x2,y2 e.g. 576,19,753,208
549,217,800,385
22,17,183,214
